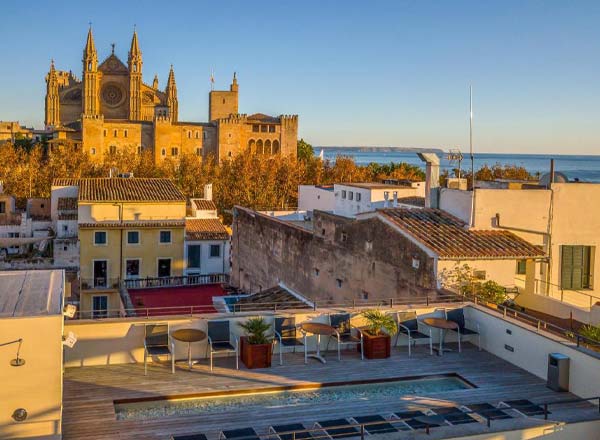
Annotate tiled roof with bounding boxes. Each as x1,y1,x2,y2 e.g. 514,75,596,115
79,220,185,229
185,218,229,241
247,113,279,123
193,199,217,211
232,286,311,312
53,178,186,202
58,213,78,220
57,197,78,210
379,208,545,259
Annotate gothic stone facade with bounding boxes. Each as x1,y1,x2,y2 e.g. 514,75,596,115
44,28,298,162
231,207,438,303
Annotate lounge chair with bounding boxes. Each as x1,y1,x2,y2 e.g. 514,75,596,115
432,407,478,425
329,313,364,360
314,419,359,439
500,399,549,417
391,410,435,430
269,423,313,440
144,323,174,375
393,311,433,356
350,415,403,434
171,435,208,440
273,316,304,365
206,320,239,371
220,428,260,440
444,308,481,351
465,403,513,421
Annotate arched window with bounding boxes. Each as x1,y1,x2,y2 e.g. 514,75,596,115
187,131,191,139
265,140,272,155
124,129,128,138
195,131,199,139
161,148,166,156
248,139,256,153
90,147,96,155
109,145,117,155
196,147,202,156
113,129,117,137
256,140,263,154
272,140,280,154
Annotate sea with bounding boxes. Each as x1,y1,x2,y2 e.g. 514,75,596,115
315,147,600,183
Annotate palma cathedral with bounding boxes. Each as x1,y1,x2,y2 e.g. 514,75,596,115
44,28,298,162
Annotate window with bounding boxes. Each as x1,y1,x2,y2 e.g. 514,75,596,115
261,125,267,132
137,146,142,154
125,259,140,278
124,129,128,138
91,147,96,155
187,131,191,139
314,268,320,277
209,244,221,258
158,258,171,277
203,132,207,139
103,129,107,137
341,190,347,199
196,147,202,156
171,147,179,156
92,295,108,318
0,201,5,214
473,270,486,280
356,193,361,202
109,145,117,155
113,129,117,137
516,260,527,275
269,125,275,133
63,246,68,251
336,278,343,288
252,124,259,132
348,191,353,201
159,230,171,244
127,231,140,245
195,131,199,139
561,245,592,289
362,291,369,300
62,225,68,232
341,232,348,242
188,245,201,268
94,231,107,245
161,148,166,156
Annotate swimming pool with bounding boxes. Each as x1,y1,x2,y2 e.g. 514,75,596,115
114,374,474,420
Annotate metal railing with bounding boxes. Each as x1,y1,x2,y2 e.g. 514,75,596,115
206,396,600,440
124,273,229,289
80,278,120,290
528,277,600,309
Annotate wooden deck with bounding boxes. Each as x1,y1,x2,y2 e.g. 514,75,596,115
63,343,599,440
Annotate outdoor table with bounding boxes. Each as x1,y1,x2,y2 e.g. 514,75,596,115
171,328,207,370
299,322,337,364
423,318,458,356
413,414,447,434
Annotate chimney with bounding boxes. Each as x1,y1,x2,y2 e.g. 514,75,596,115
417,153,440,208
392,191,398,207
383,191,389,208
204,183,213,201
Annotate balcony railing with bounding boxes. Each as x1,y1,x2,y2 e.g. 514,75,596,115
124,273,229,289
80,278,120,290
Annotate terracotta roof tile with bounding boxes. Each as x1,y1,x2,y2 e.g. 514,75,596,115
185,218,229,241
379,208,545,259
397,196,425,207
58,213,78,220
57,197,78,210
53,178,185,202
193,199,217,211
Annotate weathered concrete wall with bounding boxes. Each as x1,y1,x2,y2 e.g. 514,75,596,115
231,207,437,302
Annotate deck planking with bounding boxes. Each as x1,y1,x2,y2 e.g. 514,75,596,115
62,343,600,440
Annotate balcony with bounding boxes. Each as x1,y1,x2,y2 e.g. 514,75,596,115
123,273,229,290
80,278,120,290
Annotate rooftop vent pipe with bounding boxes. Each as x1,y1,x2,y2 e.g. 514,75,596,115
417,152,440,208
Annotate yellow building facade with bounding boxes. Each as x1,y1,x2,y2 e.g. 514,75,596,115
45,28,298,162
52,177,187,317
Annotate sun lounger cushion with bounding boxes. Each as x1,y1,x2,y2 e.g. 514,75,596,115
317,419,359,438
433,407,477,425
467,403,512,420
503,399,548,416
393,411,432,429
270,424,312,440
172,435,208,440
221,427,260,440
352,415,400,434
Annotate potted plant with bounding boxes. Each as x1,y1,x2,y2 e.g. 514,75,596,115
360,310,398,359
238,317,273,369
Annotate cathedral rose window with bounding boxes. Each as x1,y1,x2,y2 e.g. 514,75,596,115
101,84,124,106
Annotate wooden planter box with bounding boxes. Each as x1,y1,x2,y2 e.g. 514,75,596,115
362,332,391,359
240,336,273,369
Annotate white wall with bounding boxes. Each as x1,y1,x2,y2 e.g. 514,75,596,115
465,305,600,398
184,240,230,275
298,185,335,212
439,188,473,224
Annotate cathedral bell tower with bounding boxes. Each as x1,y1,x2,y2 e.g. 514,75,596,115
82,26,99,117
165,65,178,122
128,29,143,120
44,59,60,127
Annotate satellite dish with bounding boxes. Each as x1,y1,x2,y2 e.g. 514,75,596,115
539,172,568,186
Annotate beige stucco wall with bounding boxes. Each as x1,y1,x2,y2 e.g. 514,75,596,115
0,315,63,439
78,201,185,223
437,259,521,289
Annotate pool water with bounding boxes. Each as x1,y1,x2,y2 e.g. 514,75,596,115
115,375,473,420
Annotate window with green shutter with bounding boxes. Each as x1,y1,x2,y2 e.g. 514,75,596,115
560,245,592,289
516,260,527,275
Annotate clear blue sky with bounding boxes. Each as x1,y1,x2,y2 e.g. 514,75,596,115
1,0,599,154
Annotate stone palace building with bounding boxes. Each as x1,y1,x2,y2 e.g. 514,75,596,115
44,28,298,162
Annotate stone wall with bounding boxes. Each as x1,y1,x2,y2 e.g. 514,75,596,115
231,207,437,303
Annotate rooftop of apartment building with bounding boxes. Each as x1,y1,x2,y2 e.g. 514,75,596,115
185,218,230,241
52,177,186,202
0,270,63,317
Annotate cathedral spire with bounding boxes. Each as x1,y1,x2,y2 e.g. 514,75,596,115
165,65,178,122
129,28,141,58
84,26,97,60
230,71,238,92
45,59,60,127
152,74,159,89
128,27,143,120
